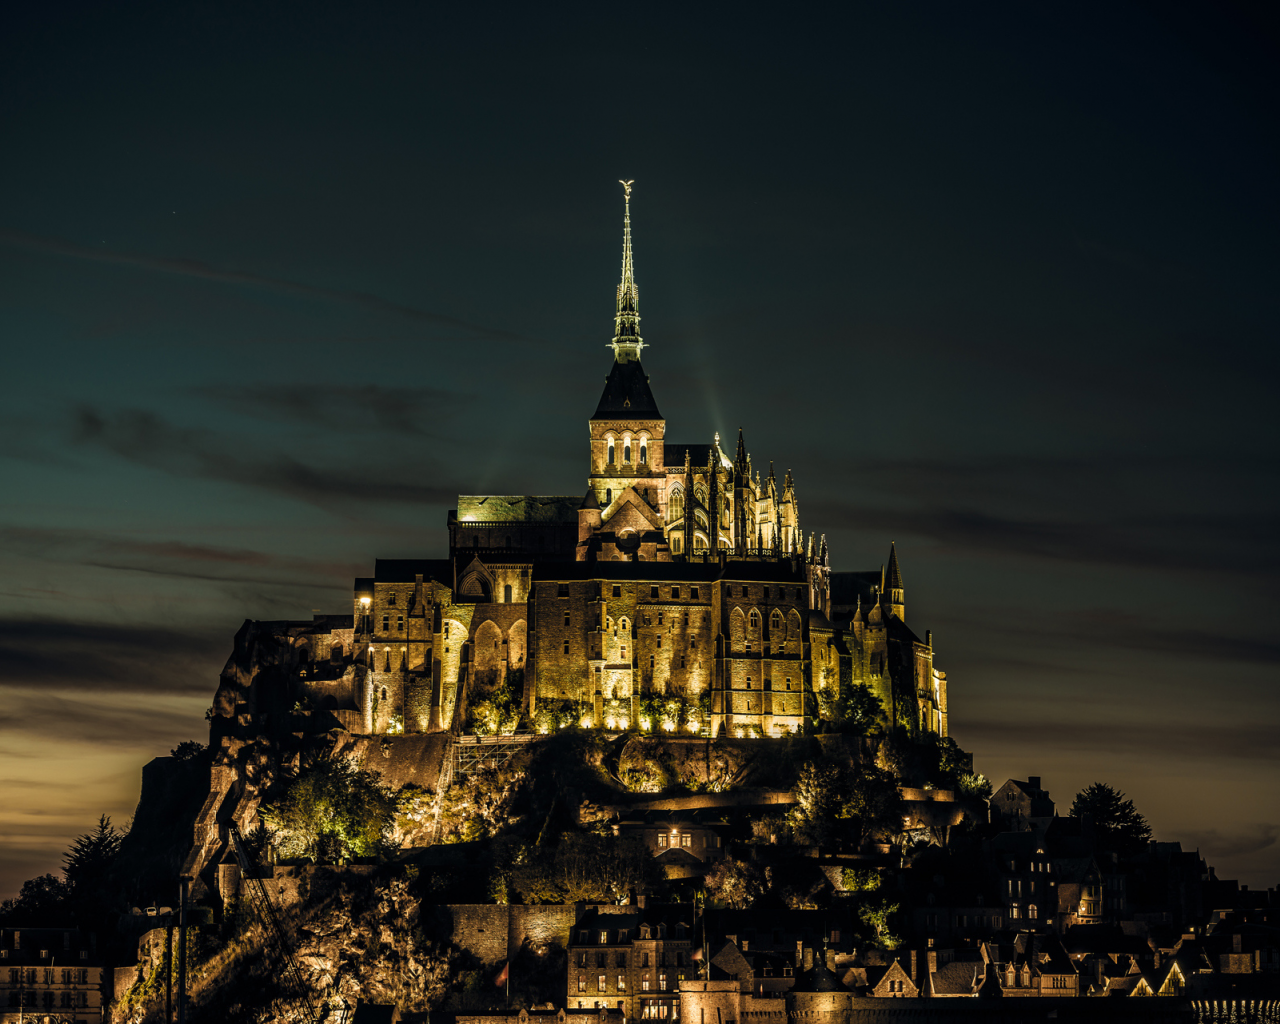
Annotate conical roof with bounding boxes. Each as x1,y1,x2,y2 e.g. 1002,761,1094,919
592,360,661,419
886,541,903,590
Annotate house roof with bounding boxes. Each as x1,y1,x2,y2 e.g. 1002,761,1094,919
592,359,662,420
931,961,983,996
456,495,582,524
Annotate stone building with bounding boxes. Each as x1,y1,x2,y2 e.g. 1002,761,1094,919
0,927,102,1022
281,184,952,741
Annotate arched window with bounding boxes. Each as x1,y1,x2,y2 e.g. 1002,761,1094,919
607,439,615,465
669,487,684,520
624,441,631,463
605,488,612,505
770,610,782,631
640,442,647,464
503,584,512,603
749,611,760,630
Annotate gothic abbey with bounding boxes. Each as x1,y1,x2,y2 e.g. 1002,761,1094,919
296,185,949,741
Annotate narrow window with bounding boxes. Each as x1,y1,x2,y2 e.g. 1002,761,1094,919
606,488,612,504
382,614,389,632
671,586,680,599
640,443,647,464
564,642,570,654
624,442,631,463
503,584,512,603
657,636,662,648
565,611,571,626
389,593,397,606
650,655,655,669
608,441,615,465
651,585,659,599
397,615,404,631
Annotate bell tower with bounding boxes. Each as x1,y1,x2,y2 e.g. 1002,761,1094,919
588,181,666,518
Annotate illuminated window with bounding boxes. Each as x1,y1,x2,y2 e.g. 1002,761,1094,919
618,975,626,991
608,440,615,465
658,833,667,847
640,442,647,464
579,977,587,992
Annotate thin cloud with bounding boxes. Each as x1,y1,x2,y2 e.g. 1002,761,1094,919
815,501,1278,577
1177,824,1279,860
1,526,366,588
72,406,463,509
0,229,531,343
956,720,1280,764
0,618,227,694
196,383,472,436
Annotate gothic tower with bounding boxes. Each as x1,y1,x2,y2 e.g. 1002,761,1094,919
587,181,667,522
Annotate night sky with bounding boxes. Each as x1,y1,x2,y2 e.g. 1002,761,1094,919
1,2,1277,898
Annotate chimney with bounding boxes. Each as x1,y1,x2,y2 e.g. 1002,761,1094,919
1027,777,1041,791
825,949,836,972
803,946,813,971
909,950,918,980
927,950,938,975
1233,934,1242,953
796,940,804,966
637,894,646,910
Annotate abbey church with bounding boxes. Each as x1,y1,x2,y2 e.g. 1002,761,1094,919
295,185,949,741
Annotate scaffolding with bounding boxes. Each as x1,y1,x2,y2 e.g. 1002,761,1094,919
452,733,542,782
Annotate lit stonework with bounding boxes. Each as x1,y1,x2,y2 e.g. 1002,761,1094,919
290,184,949,741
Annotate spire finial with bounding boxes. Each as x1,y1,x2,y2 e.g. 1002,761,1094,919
610,180,644,362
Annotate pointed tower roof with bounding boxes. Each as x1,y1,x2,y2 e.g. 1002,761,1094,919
610,180,644,363
593,181,660,420
886,541,904,590
734,428,748,472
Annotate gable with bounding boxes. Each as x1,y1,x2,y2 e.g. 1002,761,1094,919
601,488,665,531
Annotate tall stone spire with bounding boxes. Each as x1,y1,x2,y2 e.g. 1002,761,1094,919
610,180,645,362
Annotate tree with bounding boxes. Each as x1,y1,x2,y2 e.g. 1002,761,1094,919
1070,782,1152,856
170,741,208,761
704,858,766,909
260,755,397,862
64,815,125,900
0,874,71,925
843,686,885,733
512,833,654,903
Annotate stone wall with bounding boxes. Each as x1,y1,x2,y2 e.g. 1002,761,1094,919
446,904,580,965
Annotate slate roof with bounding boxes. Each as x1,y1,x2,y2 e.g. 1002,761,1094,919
931,960,984,995
592,359,662,419
886,543,903,590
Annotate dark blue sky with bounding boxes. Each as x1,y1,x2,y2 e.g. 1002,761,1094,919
1,1,1277,896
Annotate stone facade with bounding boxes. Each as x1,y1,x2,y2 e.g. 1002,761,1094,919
225,189,951,743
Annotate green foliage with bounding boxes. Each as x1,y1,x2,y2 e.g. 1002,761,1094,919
170,740,209,761
819,684,885,733
533,698,579,733
259,754,396,862
511,832,655,903
1070,782,1152,856
63,814,125,924
703,857,767,909
788,758,903,848
617,737,674,793
858,897,901,949
841,867,881,893
473,677,522,736
957,772,992,799
440,761,526,844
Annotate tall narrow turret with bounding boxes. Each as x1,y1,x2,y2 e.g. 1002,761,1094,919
610,179,644,363
886,541,905,621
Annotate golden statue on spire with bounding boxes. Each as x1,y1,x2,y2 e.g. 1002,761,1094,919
619,179,634,198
